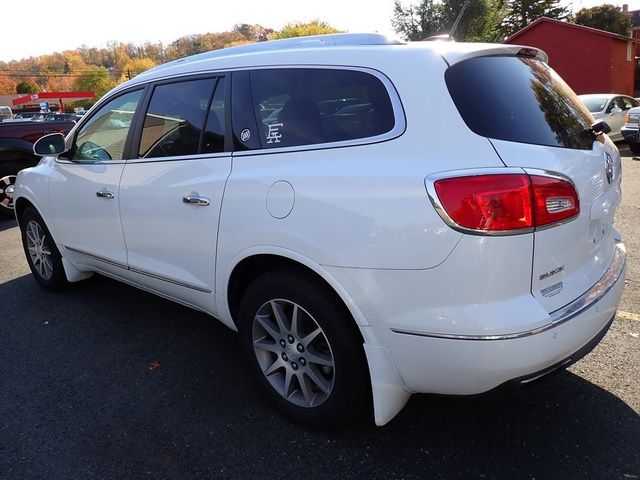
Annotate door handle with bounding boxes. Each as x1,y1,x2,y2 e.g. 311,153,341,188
96,190,114,199
182,195,210,206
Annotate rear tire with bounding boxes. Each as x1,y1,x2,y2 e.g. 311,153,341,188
238,269,370,428
20,207,69,291
629,142,640,155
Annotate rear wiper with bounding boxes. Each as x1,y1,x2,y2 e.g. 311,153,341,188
580,120,612,141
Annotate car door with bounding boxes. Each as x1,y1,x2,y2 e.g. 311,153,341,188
606,97,627,140
119,76,230,313
49,89,144,276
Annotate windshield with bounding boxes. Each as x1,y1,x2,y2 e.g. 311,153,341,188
580,97,609,113
445,56,595,150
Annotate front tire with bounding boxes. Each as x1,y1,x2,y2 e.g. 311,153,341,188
20,207,69,291
628,141,640,155
0,172,17,219
239,269,370,428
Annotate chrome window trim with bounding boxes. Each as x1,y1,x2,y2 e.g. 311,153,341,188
391,242,625,341
425,167,580,237
233,64,406,156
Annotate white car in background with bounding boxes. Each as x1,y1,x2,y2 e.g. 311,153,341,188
579,93,638,141
621,106,640,154
13,35,626,427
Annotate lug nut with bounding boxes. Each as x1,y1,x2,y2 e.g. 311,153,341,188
287,335,295,344
282,353,288,362
299,357,306,366
291,362,298,370
279,339,286,348
296,343,304,353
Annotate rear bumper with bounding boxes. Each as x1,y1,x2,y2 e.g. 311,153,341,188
385,242,625,394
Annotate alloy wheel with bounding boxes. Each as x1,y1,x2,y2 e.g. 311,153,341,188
0,175,16,214
25,220,54,280
252,299,335,408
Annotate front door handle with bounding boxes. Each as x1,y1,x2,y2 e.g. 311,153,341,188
182,195,210,206
96,190,114,199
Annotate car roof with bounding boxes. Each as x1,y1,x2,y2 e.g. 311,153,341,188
120,33,548,91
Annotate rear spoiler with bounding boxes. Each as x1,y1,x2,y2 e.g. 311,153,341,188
432,42,548,66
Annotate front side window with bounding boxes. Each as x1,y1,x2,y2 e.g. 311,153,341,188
71,90,142,162
138,78,220,158
247,68,395,149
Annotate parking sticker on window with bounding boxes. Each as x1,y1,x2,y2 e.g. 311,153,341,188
266,123,283,144
240,128,251,142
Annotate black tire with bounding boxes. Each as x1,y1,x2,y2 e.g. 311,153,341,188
0,170,17,220
629,142,640,155
20,207,69,291
239,269,370,428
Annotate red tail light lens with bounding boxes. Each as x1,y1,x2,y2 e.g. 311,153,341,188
433,173,579,233
529,175,579,227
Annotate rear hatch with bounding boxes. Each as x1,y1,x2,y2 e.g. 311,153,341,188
445,52,622,313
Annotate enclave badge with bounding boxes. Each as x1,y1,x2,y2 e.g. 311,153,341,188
605,152,614,185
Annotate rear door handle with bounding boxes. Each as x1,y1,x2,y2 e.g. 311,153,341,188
182,195,210,206
96,190,114,199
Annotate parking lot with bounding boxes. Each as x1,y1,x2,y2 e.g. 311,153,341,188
0,151,638,479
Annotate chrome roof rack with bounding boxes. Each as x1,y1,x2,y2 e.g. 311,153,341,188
152,33,404,70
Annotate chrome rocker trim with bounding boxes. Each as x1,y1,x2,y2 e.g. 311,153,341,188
392,242,626,341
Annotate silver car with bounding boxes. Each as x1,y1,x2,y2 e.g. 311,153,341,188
579,94,639,141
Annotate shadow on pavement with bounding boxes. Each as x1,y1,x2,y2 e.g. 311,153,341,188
1,274,638,479
0,217,17,232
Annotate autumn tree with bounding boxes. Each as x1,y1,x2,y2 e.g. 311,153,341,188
502,0,570,37
0,76,16,95
119,58,157,82
574,4,631,36
269,20,342,39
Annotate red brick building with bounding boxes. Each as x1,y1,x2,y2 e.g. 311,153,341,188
504,17,636,96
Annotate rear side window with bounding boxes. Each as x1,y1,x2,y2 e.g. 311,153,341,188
445,56,594,150
138,78,223,158
247,68,395,149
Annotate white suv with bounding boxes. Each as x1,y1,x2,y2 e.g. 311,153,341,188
15,34,626,427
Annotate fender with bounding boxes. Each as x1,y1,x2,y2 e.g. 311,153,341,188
218,244,371,331
217,244,412,426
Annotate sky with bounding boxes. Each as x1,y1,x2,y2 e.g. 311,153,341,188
1,0,639,62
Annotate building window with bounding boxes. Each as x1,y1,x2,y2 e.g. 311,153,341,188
627,42,633,62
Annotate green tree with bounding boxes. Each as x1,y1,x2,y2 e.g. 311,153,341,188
16,80,39,94
269,20,341,40
72,65,116,99
392,0,506,41
502,0,570,37
574,4,631,36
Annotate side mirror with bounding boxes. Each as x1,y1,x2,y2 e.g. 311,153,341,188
33,133,66,156
610,107,623,114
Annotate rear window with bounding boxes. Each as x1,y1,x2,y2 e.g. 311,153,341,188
248,68,395,149
445,56,594,150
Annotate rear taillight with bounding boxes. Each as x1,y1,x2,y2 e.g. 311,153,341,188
431,172,579,234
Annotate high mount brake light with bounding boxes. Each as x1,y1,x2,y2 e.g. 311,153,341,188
432,173,579,233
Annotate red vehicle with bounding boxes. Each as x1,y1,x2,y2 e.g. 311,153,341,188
0,120,75,218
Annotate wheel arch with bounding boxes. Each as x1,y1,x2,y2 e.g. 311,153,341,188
224,249,371,333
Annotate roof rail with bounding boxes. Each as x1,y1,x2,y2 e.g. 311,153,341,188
142,33,404,76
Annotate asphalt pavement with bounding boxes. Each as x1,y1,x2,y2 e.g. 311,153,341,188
0,152,638,479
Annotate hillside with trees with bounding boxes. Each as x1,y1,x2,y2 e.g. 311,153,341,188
0,21,339,108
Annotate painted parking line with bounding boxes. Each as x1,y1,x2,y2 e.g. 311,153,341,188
617,311,640,322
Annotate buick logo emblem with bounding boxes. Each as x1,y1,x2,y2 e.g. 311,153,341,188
605,153,615,184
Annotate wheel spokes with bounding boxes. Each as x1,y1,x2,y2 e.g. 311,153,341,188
252,299,335,408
